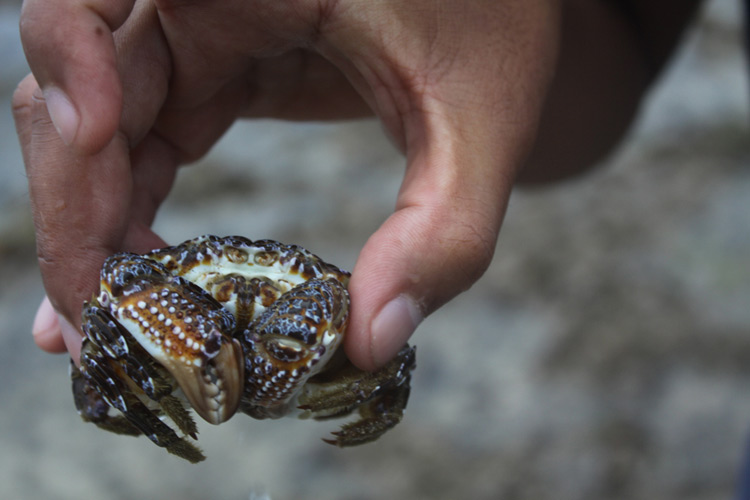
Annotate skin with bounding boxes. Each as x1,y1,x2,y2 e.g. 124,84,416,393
13,0,701,371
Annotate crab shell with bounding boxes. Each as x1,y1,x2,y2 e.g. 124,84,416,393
93,235,351,425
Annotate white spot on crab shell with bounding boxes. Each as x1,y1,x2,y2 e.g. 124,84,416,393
157,313,165,322
160,300,168,307
185,317,193,324
150,292,159,300
165,318,172,327
168,306,176,314
150,306,158,314
137,301,147,309
322,329,337,347
186,338,193,348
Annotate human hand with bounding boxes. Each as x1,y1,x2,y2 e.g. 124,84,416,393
14,0,560,371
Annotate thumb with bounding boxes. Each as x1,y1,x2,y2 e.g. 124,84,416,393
331,1,559,370
344,144,511,371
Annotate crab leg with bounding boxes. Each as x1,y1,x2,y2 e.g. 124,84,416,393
297,345,416,446
76,337,206,463
325,380,412,446
82,302,200,438
71,359,141,437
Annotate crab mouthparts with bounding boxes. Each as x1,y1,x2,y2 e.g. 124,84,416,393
170,339,245,425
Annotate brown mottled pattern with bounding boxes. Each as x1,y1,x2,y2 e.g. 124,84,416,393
112,285,221,365
202,275,282,331
99,253,236,368
107,236,350,416
73,235,413,460
241,278,349,418
147,235,350,285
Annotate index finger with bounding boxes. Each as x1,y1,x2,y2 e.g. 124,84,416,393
24,81,134,325
19,0,135,152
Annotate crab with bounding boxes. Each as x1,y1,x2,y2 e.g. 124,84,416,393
70,235,416,463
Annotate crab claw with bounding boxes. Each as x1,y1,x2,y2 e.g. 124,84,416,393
165,333,245,425
103,253,246,425
112,296,246,424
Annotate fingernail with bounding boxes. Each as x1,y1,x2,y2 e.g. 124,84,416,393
59,314,84,361
43,87,79,145
32,296,58,340
370,295,422,366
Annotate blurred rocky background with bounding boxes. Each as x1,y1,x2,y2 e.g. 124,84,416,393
1,0,749,498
